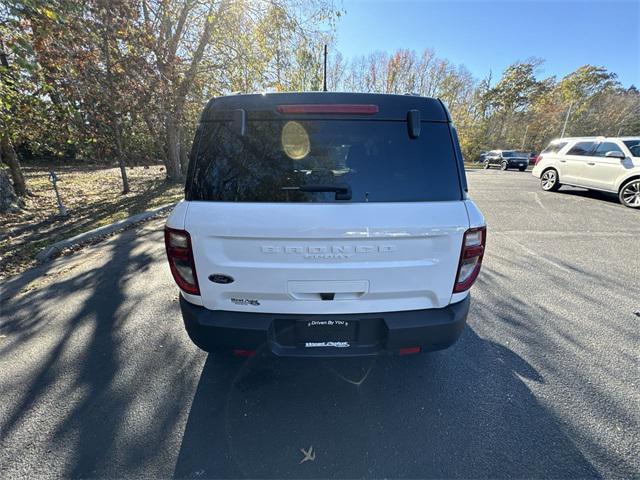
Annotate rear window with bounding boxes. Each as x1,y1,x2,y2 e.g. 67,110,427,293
541,141,568,154
187,119,462,202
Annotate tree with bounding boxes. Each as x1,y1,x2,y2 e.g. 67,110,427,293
4,0,138,194
2,1,636,183
553,65,619,137
140,0,230,180
139,0,338,180
0,135,27,197
0,167,22,212
0,17,35,197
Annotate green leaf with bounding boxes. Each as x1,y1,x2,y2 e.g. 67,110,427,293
15,37,34,56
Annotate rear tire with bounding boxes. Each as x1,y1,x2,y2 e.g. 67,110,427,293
500,161,508,171
619,179,640,208
519,167,526,172
540,168,561,192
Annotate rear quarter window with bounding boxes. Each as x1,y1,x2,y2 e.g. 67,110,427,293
566,141,596,156
187,119,462,203
541,141,568,154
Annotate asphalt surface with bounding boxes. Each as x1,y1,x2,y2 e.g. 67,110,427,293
1,169,639,479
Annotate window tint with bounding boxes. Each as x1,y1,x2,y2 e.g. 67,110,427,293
566,141,596,156
623,140,640,157
502,151,528,158
541,141,567,154
188,120,462,203
593,142,623,157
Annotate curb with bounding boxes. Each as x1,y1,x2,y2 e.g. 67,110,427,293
35,202,177,263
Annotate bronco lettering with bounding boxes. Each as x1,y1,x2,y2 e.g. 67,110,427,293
261,245,397,255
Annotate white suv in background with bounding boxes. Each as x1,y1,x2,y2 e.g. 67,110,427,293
532,137,640,208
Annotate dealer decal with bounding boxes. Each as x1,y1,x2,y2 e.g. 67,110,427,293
230,298,260,306
307,320,349,327
305,341,350,348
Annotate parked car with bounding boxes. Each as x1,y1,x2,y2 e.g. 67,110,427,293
164,92,486,357
483,150,529,171
532,136,640,208
529,152,538,165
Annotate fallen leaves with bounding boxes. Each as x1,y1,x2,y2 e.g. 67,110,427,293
0,165,182,279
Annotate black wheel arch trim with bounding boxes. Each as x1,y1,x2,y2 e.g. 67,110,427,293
618,175,640,193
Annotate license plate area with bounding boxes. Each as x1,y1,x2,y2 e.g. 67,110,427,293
296,319,358,346
274,317,359,348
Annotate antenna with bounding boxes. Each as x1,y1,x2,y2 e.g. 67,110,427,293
323,44,327,92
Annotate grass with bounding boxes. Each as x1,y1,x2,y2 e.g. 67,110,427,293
0,165,183,279
464,162,486,169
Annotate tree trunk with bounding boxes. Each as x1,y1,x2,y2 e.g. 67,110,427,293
0,135,27,196
0,168,21,213
155,0,223,182
114,121,130,193
164,111,183,180
101,8,130,194
143,112,166,164
180,124,189,173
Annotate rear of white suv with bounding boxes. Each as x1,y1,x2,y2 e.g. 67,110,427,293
165,92,486,356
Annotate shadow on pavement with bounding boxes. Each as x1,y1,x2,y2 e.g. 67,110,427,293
555,187,621,206
174,327,599,479
0,225,198,478
0,215,617,479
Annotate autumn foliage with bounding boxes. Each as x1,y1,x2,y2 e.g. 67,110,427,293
1,1,638,201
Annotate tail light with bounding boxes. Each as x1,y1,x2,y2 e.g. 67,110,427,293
233,349,257,357
164,227,200,295
276,104,379,115
534,155,542,165
399,347,421,355
453,227,486,293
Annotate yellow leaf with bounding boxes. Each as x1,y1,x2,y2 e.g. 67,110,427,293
40,7,58,20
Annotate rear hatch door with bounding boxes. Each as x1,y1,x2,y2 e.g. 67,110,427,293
185,100,469,314
187,201,468,314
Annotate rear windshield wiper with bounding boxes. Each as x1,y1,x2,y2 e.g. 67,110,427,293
281,183,352,200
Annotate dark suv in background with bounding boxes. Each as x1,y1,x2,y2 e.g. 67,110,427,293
483,150,529,171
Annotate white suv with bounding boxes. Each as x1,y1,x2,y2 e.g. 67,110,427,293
532,137,640,208
164,92,486,357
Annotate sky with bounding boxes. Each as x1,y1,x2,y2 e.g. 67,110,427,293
334,0,640,87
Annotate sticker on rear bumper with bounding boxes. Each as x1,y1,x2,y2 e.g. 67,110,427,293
230,298,260,306
305,341,350,348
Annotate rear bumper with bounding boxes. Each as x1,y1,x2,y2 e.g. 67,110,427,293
507,160,528,168
180,295,470,357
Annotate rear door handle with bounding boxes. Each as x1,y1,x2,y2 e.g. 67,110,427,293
587,162,595,166
560,160,566,163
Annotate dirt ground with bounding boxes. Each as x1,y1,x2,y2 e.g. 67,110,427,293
0,165,183,279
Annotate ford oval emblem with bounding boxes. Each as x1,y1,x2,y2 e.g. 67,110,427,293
208,274,234,284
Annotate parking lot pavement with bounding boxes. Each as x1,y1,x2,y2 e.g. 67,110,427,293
1,170,638,479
